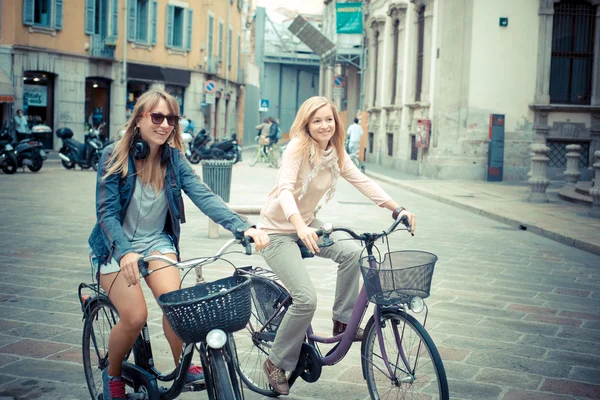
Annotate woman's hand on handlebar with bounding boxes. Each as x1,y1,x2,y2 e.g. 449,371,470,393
395,208,416,235
297,226,320,254
244,227,270,250
120,252,144,286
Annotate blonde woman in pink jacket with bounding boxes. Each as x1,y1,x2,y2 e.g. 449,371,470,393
257,96,416,395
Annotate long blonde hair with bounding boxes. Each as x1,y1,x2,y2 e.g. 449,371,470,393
102,86,184,191
289,96,346,168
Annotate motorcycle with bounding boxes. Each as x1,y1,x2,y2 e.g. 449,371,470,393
0,127,18,175
0,122,46,173
56,123,104,171
186,130,241,164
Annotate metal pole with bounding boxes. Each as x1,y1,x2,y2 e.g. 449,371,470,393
122,1,127,85
225,0,231,137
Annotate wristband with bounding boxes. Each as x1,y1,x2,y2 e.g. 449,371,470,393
392,207,406,220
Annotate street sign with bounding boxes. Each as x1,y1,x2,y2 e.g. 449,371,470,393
205,93,216,105
333,87,344,98
259,99,269,112
204,80,216,93
333,75,344,87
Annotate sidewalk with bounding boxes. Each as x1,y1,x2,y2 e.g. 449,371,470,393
363,162,600,255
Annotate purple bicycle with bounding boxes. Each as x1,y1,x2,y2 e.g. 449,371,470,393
231,216,449,399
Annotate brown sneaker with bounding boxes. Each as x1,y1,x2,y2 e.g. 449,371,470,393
333,320,364,342
263,358,289,395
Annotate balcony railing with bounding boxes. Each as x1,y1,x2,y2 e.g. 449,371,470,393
90,34,116,59
206,58,219,74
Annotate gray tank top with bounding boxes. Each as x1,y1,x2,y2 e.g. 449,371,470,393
122,178,168,252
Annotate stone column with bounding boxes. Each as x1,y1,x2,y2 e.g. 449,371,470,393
528,143,551,203
590,150,600,217
563,144,581,187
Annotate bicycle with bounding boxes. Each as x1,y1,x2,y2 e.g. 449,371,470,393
346,140,366,173
79,243,255,400
248,136,282,168
230,216,449,399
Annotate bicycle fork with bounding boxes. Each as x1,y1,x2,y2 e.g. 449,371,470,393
373,308,415,385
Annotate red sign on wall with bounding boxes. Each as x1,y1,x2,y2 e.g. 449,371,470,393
415,119,431,149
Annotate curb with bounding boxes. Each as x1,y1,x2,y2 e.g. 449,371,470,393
365,170,600,256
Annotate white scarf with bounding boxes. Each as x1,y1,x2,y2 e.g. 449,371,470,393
298,143,340,203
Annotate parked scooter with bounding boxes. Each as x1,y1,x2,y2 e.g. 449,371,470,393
0,121,47,173
56,123,104,171
0,125,18,174
186,130,241,164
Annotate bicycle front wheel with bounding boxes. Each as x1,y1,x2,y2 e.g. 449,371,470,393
209,348,236,400
269,145,282,168
362,311,448,400
248,148,260,167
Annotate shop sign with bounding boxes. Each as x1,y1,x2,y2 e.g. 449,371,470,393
24,84,47,107
336,3,363,34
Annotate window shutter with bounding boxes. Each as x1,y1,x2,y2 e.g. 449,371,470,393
128,0,137,42
54,0,64,30
151,1,158,45
166,5,174,48
85,0,95,34
111,0,119,38
185,8,193,51
23,0,34,26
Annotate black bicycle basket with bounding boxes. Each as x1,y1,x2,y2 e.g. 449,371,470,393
359,251,438,306
157,275,251,343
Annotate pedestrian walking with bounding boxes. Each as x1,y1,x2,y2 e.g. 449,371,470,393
346,117,363,157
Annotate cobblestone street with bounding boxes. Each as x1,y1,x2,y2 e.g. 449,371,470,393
0,159,599,400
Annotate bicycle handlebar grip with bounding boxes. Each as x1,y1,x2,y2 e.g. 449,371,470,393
138,258,150,278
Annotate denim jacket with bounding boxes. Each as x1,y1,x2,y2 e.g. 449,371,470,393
88,144,251,266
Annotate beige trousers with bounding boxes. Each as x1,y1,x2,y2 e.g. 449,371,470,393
259,219,362,371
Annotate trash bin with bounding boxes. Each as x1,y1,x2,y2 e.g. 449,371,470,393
201,160,234,202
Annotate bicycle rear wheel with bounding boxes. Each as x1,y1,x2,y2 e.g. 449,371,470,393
248,148,260,167
82,298,141,400
232,276,287,397
361,311,448,400
269,145,282,168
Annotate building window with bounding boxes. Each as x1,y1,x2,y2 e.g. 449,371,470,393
136,0,149,42
549,0,597,105
208,14,214,58
391,19,400,104
547,140,590,168
23,0,63,30
126,0,157,45
415,6,425,102
387,133,394,156
237,33,241,77
368,132,374,154
228,27,233,69
410,135,418,160
166,5,192,50
218,21,224,61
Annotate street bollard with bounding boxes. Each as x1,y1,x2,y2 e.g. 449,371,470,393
528,143,550,203
564,144,582,187
590,151,600,218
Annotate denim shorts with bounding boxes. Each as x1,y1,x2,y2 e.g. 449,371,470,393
89,233,177,275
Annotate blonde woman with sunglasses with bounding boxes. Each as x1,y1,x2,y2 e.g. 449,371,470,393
88,86,269,400
257,96,416,395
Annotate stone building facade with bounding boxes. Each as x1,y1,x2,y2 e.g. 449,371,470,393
363,0,600,181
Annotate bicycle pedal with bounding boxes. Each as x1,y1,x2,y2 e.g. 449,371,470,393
183,382,206,392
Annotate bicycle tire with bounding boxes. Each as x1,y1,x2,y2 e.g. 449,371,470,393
269,146,282,168
248,148,260,167
232,276,285,397
361,310,448,400
210,348,236,400
82,298,145,400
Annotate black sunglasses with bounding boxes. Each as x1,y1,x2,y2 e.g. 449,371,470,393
145,112,180,126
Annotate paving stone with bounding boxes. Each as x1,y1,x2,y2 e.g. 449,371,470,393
0,376,89,399
503,388,574,400
541,378,600,399
558,310,600,321
476,317,560,336
441,336,546,359
4,324,76,341
443,361,481,380
6,310,82,327
570,366,600,385
448,379,502,400
433,302,527,320
0,321,26,333
520,334,600,355
46,347,82,364
432,322,523,343
583,320,600,330
0,339,71,358
507,304,558,315
475,368,541,390
0,374,17,387
0,334,19,349
545,350,600,369
466,353,571,378
524,314,583,327
554,287,592,297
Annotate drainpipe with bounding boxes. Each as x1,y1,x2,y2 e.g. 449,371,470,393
122,2,127,85
225,0,231,137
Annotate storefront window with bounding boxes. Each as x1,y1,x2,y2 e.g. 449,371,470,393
126,81,185,116
22,71,54,149
85,78,111,142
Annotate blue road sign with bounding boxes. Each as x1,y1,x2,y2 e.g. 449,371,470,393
333,75,344,87
205,80,216,93
259,99,269,112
